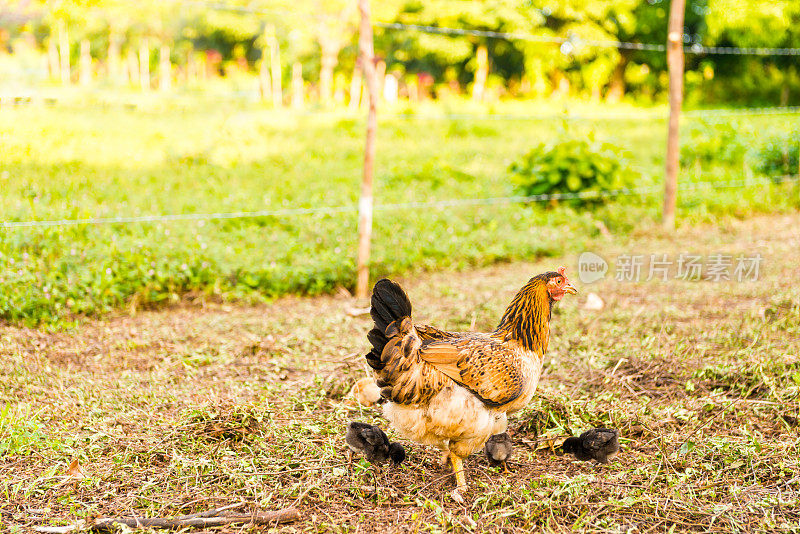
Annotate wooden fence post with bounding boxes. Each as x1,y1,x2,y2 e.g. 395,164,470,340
79,39,91,86
139,39,150,91
355,0,378,300
107,28,122,84
375,59,386,100
663,0,685,229
259,46,272,102
472,44,488,102
291,62,304,109
349,66,362,110
57,21,70,85
383,72,398,105
47,38,59,80
267,26,282,108
126,49,139,86
159,44,171,91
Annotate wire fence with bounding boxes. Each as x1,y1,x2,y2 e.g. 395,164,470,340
375,21,800,56
1,1,799,308
382,106,800,122
1,4,798,231
2,2,798,121
170,1,800,57
2,91,798,123
3,175,798,230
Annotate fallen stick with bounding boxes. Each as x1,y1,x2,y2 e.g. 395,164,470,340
94,508,300,531
32,506,300,533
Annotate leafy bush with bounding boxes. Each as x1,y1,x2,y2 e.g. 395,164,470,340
509,137,638,207
754,131,800,181
680,121,747,168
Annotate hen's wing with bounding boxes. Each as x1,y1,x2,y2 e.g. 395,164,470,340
415,324,457,342
419,335,526,407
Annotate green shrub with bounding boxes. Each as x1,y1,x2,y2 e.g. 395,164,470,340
680,121,747,168
754,131,800,181
509,136,638,207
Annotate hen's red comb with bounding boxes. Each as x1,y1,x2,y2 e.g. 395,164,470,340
557,266,567,276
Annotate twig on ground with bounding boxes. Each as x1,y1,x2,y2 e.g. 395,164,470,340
31,505,299,532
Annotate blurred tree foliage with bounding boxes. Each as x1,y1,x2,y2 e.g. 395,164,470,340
0,0,797,105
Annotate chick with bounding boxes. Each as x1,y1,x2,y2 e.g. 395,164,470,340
345,422,405,466
560,428,620,464
484,433,513,473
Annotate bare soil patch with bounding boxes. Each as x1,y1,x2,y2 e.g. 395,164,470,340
2,213,799,532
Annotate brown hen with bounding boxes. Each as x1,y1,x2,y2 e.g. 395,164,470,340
364,267,577,501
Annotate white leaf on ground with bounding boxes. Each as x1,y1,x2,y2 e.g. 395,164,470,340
582,292,605,311
345,306,371,317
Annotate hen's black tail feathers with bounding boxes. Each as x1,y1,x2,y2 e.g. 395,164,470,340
370,279,412,331
365,279,412,371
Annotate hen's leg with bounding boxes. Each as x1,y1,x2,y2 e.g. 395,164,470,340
501,460,511,474
450,454,467,503
439,451,450,467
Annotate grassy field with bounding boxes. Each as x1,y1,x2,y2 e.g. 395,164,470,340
1,213,798,532
1,98,799,324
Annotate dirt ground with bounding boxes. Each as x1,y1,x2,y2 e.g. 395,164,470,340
2,213,799,532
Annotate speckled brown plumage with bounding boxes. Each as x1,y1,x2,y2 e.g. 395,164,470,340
363,271,576,498
418,336,526,407
494,272,558,354
367,273,562,409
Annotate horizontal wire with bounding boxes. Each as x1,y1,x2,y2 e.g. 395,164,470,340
2,94,798,122
0,205,355,229
174,0,303,18
375,22,800,56
375,22,663,51
376,22,570,45
686,43,800,56
2,176,797,230
378,106,800,122
682,106,800,118
125,3,800,57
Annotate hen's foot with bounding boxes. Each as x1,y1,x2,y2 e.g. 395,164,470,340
501,461,512,474
450,454,468,502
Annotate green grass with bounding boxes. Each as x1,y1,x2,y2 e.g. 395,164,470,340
1,98,799,324
1,215,798,532
0,405,60,456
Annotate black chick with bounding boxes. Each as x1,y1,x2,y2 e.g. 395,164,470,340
346,422,405,466
484,433,513,473
560,428,620,464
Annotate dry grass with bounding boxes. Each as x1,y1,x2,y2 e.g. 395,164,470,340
1,213,799,532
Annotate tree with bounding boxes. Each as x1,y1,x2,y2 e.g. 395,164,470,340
702,0,800,105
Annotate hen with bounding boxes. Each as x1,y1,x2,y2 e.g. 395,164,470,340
364,267,576,501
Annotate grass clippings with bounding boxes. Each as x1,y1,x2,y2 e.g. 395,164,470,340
1,213,799,532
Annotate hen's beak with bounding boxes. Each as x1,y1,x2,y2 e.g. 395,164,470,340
563,281,578,295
